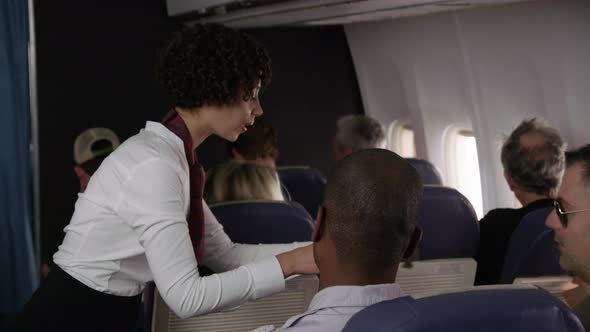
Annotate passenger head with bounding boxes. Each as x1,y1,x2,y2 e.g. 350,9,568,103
501,118,566,199
313,149,422,278
73,128,120,193
228,121,279,168
334,115,386,161
545,145,590,281
203,160,284,205
156,23,271,142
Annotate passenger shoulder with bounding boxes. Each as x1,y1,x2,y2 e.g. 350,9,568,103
479,208,519,225
111,130,184,168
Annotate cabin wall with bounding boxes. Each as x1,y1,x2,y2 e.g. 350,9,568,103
345,0,590,213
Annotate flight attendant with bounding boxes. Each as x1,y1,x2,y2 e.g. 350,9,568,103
16,23,317,331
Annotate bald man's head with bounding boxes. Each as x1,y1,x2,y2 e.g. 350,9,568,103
322,149,423,270
501,118,565,196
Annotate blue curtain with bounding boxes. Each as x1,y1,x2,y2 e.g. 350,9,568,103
0,0,38,315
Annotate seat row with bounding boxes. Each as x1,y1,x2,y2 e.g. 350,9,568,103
210,185,480,260
273,162,561,283
145,160,571,331
275,158,443,219
150,259,580,332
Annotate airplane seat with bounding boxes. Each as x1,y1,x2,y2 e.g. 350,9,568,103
499,207,555,284
342,288,584,332
151,275,319,332
396,258,477,296
277,166,326,219
418,186,479,260
516,229,564,278
405,158,444,185
513,276,576,303
210,200,314,243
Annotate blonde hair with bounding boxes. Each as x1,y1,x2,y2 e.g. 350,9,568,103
204,160,284,204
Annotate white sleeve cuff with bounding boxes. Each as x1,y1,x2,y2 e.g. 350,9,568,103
249,256,285,299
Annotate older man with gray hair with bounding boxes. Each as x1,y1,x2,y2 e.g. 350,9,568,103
475,118,566,285
333,114,386,161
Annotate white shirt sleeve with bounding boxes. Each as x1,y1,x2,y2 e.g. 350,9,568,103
200,200,310,273
114,159,289,319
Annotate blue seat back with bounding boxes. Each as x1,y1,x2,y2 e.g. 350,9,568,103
499,207,555,283
417,186,479,259
343,288,583,332
210,200,314,243
405,158,443,185
516,229,563,278
277,166,326,219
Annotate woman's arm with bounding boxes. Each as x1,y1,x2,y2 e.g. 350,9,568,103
200,201,311,273
116,159,286,318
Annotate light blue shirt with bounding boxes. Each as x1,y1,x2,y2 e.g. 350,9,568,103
254,283,404,331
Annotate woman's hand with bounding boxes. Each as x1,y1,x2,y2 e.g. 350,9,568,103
276,244,319,278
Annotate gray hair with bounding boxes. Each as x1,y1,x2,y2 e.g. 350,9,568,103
501,118,566,196
336,115,385,153
565,144,590,194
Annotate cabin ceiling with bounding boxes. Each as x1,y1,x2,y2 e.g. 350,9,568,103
166,0,539,28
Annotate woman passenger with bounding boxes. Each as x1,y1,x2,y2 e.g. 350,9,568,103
204,160,284,205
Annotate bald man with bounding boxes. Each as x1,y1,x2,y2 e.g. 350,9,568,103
255,149,422,331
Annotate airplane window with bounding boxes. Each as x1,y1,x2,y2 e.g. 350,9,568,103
447,129,484,218
388,121,416,158
399,125,416,158
455,131,483,218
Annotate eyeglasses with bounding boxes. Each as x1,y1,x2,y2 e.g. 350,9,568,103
554,200,590,227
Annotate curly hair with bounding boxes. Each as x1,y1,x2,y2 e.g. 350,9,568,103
156,24,271,109
501,118,566,196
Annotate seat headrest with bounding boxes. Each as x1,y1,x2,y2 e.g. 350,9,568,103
277,166,326,219
405,158,443,185
417,186,479,259
210,200,314,244
343,288,583,332
500,206,556,283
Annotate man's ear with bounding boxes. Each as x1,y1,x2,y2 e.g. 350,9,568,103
312,206,326,243
232,148,245,161
403,226,422,260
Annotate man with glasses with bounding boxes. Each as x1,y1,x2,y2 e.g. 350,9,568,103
546,144,590,330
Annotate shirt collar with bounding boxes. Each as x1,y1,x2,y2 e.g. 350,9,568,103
278,283,404,330
308,283,404,311
144,121,185,151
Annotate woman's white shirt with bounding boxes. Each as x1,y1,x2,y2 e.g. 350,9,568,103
53,121,305,318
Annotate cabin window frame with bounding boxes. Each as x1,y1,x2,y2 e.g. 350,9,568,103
387,120,416,158
445,126,484,218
